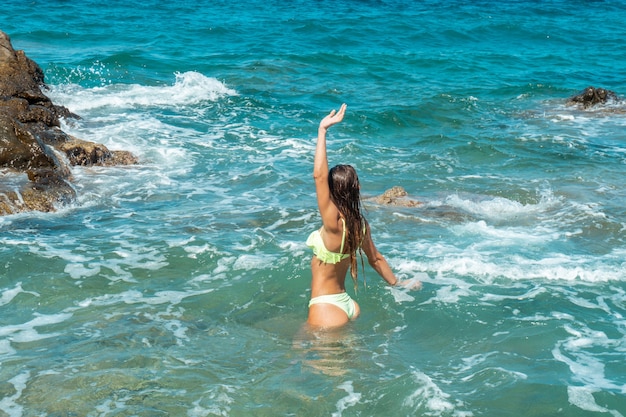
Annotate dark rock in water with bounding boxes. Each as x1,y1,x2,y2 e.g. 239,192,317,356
566,86,620,109
0,30,138,215
58,136,138,167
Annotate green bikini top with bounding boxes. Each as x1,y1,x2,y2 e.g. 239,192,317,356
306,218,351,264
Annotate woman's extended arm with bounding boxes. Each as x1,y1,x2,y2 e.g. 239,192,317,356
361,226,398,286
314,104,347,229
362,226,423,290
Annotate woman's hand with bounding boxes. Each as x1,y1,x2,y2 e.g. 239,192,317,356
319,103,347,130
394,278,422,291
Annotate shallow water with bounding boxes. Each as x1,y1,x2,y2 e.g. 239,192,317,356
1,1,625,415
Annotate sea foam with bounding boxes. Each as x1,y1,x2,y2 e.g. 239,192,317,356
48,71,237,113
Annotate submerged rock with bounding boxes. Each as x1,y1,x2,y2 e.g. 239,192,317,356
0,30,137,215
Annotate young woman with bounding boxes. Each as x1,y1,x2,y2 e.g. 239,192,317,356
306,103,420,328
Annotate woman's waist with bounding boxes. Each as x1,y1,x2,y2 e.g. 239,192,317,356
310,278,348,298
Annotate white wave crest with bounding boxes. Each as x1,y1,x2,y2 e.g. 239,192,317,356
48,71,237,113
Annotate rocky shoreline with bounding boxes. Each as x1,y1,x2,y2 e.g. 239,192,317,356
0,30,137,215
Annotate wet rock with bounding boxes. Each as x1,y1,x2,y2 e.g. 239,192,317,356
0,30,137,215
58,136,139,166
566,86,620,109
369,186,422,207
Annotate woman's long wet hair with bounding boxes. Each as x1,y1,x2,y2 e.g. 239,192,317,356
328,164,367,291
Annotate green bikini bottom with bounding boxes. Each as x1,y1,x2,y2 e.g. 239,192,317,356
308,292,357,319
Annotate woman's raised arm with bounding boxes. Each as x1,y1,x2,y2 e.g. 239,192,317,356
314,104,347,229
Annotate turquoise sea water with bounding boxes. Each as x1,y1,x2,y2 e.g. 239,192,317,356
1,0,625,415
